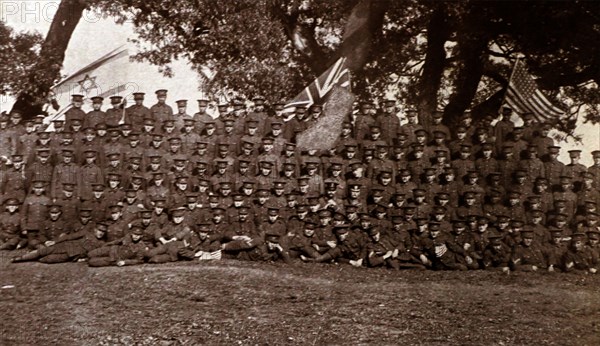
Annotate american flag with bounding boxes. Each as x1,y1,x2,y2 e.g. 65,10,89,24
283,57,351,119
504,59,565,122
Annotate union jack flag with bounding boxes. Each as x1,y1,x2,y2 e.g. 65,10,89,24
283,57,351,118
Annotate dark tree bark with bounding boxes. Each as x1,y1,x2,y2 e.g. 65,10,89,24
271,0,388,75
442,3,492,130
269,0,335,74
442,33,488,129
416,4,451,121
11,0,87,118
335,0,389,73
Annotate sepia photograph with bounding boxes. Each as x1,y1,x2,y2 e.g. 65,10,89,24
1,0,599,344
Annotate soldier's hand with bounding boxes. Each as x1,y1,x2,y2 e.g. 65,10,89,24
548,265,555,272
21,230,27,236
419,254,429,265
44,241,55,247
502,267,510,274
463,243,471,251
326,241,337,248
465,255,473,265
312,244,320,251
351,258,363,267
531,265,538,271
116,260,125,267
383,251,393,260
392,249,399,258
590,268,597,274
195,251,205,258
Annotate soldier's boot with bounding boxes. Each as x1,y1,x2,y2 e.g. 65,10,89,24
88,257,114,267
39,254,70,264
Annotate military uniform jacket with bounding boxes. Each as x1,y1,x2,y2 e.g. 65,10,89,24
0,211,21,235
512,244,546,268
125,104,151,128
150,103,174,124
561,249,595,271
482,243,511,268
41,218,69,242
335,231,368,261
64,107,86,129
21,194,51,230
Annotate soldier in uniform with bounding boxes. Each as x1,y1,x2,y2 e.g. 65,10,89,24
511,230,548,272
51,149,80,199
147,207,193,263
0,197,24,250
561,233,597,274
125,92,151,131
85,96,106,130
64,94,86,130
150,89,174,125
400,108,423,144
105,96,124,128
544,146,566,188
1,154,27,203
564,150,587,186
12,222,108,264
193,98,212,134
482,232,511,271
88,223,149,267
173,99,192,131
306,225,367,267
588,150,600,190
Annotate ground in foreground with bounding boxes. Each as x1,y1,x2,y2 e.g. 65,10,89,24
1,258,599,345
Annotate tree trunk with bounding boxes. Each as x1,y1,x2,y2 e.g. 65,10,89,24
442,35,489,129
335,0,390,73
11,0,87,118
416,5,451,122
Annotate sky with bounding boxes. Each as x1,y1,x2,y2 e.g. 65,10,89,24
1,0,598,165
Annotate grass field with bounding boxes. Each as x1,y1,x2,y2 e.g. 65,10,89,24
1,257,599,345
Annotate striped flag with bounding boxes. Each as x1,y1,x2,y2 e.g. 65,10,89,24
51,46,129,91
283,57,351,119
504,59,565,122
47,46,129,113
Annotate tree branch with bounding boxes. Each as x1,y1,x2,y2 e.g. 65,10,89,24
268,0,329,73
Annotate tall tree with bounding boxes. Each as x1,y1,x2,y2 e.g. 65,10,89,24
10,0,88,118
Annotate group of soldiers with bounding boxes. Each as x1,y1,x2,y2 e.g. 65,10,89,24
2,89,600,273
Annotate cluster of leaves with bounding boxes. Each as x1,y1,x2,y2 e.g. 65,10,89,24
3,0,599,134
93,0,313,102
0,22,43,98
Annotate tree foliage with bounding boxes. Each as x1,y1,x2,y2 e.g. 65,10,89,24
0,22,43,99
4,0,600,135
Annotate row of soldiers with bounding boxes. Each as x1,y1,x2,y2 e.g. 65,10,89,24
2,89,600,273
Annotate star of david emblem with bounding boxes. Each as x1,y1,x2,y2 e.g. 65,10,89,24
78,75,98,93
